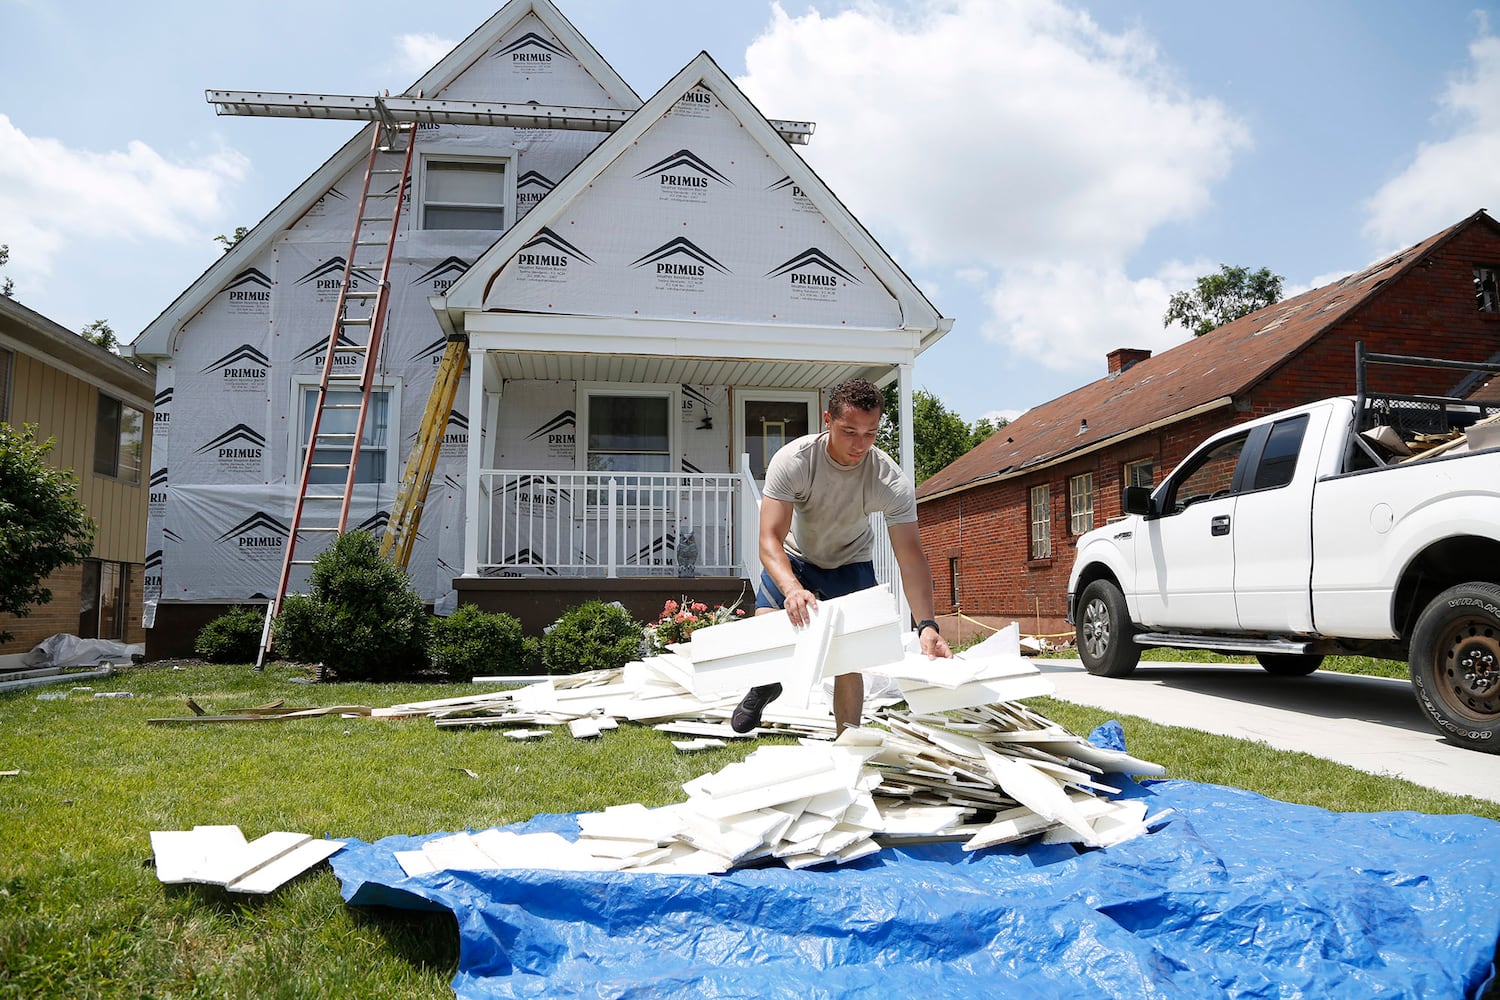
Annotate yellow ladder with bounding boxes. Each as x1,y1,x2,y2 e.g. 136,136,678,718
381,337,468,568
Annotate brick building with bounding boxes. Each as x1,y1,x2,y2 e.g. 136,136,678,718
915,209,1500,642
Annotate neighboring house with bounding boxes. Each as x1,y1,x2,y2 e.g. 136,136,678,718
130,0,949,656
0,295,154,652
916,209,1500,639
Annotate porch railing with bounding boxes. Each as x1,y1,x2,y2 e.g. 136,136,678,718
478,470,739,578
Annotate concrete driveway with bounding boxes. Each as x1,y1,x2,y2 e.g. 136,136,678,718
1032,657,1500,805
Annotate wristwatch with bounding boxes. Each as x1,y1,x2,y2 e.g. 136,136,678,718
916,619,940,637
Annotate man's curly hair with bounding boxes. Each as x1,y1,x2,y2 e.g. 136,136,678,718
827,378,885,419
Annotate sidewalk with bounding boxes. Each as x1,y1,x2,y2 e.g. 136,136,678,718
1032,657,1500,805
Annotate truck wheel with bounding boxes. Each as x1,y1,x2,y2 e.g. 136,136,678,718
1255,653,1323,676
1077,580,1140,677
1409,582,1500,754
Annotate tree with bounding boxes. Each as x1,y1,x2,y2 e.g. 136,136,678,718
1163,264,1285,337
878,386,1005,484
80,320,118,353
0,424,97,643
214,227,249,254
1,244,14,297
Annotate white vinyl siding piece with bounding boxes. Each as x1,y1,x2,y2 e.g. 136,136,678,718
150,826,345,894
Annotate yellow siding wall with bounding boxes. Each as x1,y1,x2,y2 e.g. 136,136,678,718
0,351,151,651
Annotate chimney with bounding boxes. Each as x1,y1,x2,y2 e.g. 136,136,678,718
1107,347,1152,375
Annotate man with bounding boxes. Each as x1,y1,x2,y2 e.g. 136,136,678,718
731,378,953,734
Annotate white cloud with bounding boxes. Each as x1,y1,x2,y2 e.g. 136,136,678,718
392,32,456,79
1364,28,1500,249
0,115,247,284
736,0,1247,375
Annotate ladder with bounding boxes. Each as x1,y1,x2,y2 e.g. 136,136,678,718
257,118,416,667
380,336,467,568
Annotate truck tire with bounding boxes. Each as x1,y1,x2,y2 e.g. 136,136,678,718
1077,580,1140,677
1408,582,1500,754
1256,653,1323,676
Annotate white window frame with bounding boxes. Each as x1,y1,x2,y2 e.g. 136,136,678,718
1475,265,1500,313
577,384,679,507
1125,458,1154,490
1029,483,1051,560
1069,473,1095,535
732,388,819,484
289,379,402,488
415,146,518,232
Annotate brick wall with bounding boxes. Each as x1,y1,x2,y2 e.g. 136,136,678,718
0,564,82,653
918,221,1500,633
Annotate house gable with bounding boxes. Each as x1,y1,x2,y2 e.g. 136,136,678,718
131,0,640,360
443,52,943,337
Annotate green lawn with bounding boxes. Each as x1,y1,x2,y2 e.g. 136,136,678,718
1138,646,1409,679
1,660,1494,998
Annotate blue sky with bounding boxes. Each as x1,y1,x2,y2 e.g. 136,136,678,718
3,0,1499,425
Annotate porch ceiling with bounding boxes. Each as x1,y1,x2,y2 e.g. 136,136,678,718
481,350,890,390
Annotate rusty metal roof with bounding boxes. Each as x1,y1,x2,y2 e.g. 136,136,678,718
918,211,1489,501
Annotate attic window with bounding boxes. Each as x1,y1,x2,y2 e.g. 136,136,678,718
422,158,509,231
1474,266,1499,312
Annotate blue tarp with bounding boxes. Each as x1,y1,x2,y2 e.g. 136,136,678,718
333,772,1500,998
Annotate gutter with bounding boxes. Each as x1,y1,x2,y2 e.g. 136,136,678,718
918,395,1235,504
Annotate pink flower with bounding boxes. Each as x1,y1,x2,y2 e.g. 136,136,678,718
664,600,679,614
692,602,708,613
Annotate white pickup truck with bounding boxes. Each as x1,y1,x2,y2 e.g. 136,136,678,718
1066,355,1500,753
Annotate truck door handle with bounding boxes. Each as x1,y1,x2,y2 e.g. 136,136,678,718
1211,515,1231,536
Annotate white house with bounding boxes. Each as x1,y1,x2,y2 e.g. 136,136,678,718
130,0,951,653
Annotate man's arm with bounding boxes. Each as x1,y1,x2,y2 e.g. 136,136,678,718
759,496,818,626
887,521,953,658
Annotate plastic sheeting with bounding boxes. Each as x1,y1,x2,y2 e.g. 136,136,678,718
333,775,1500,999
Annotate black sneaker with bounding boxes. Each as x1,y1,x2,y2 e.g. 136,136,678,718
731,683,783,733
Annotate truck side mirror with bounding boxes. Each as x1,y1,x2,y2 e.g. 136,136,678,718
1122,485,1153,516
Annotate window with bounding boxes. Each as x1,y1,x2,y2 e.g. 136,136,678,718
584,391,673,504
1029,484,1051,559
1475,266,1499,312
948,557,960,608
93,394,144,484
1125,458,1154,490
1165,432,1249,513
422,159,508,230
80,559,125,640
299,387,392,485
1251,414,1309,490
1069,473,1094,535
0,347,11,421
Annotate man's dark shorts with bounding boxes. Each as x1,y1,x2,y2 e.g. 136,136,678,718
756,556,877,610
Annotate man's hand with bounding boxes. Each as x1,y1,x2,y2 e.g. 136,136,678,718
784,586,818,628
920,627,952,659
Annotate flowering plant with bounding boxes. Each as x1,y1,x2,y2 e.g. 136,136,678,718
642,595,746,653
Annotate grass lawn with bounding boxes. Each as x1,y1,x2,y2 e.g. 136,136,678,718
1138,645,1410,679
1,660,1495,998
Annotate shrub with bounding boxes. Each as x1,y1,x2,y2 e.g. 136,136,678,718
194,606,266,663
540,600,641,675
429,605,527,682
272,531,430,681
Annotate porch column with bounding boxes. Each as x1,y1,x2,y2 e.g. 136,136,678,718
463,346,485,577
894,362,914,625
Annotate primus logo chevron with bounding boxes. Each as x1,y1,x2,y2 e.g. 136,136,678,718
154,387,172,430
295,332,364,372
526,410,575,460
767,248,862,302
199,343,270,392
514,228,593,285
149,468,168,513
195,424,265,473
413,256,469,294
496,31,568,69
216,511,288,560
636,149,731,205
222,268,272,315
768,175,820,216
632,238,728,292
516,171,555,217
296,256,377,304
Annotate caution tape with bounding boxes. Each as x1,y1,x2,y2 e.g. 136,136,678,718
953,612,1075,640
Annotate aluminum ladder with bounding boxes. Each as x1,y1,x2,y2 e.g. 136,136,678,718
257,116,416,667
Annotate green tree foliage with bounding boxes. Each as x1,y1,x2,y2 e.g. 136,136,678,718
1163,264,1285,337
214,227,249,253
0,244,13,297
0,425,96,643
273,530,430,680
878,386,1006,483
80,320,118,353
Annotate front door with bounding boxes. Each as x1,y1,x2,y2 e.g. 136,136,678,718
736,392,818,484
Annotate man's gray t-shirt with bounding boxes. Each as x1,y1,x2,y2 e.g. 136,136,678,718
762,432,917,569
